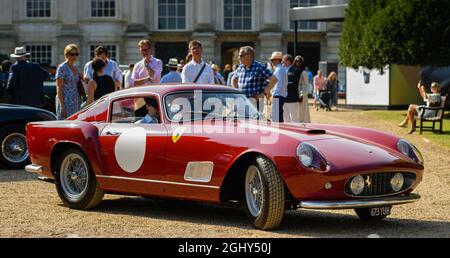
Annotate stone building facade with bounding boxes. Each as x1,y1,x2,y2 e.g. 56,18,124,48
0,0,346,76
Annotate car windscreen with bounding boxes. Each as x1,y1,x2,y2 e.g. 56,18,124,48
164,91,262,122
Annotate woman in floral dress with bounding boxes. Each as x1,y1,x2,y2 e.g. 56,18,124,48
55,44,82,119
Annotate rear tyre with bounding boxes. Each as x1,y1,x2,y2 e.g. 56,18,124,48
243,156,285,230
0,124,30,169
355,206,391,221
55,148,104,210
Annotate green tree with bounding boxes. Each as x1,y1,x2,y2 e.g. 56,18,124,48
340,0,450,70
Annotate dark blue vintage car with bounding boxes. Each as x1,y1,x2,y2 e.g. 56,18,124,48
0,79,57,113
0,104,56,169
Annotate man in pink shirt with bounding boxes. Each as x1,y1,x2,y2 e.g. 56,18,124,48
131,40,163,87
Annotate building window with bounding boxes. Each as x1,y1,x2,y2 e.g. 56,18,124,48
290,0,319,30
224,0,252,30
26,0,51,18
158,0,186,30
91,0,116,17
90,45,118,62
26,45,52,65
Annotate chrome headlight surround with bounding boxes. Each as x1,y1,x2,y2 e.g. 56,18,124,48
397,139,424,164
296,143,329,172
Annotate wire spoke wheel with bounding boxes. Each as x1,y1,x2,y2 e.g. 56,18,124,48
60,153,89,201
245,165,264,217
1,133,28,164
55,149,105,210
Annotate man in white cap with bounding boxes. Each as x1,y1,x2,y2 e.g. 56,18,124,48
270,51,288,123
161,58,182,84
6,46,49,107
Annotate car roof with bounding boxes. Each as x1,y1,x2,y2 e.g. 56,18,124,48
107,84,241,100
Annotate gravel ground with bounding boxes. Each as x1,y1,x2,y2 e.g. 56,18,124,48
0,107,449,238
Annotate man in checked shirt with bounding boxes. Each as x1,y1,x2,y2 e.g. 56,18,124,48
232,46,278,113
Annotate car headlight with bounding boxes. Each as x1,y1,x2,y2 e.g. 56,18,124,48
350,175,365,195
296,143,329,172
397,139,424,164
390,173,405,192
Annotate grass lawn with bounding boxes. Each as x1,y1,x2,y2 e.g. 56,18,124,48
365,110,450,148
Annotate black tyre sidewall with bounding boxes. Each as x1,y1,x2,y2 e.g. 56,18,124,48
243,156,284,229
0,124,30,169
244,160,269,228
55,148,98,210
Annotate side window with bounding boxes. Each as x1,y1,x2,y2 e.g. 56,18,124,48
111,97,161,124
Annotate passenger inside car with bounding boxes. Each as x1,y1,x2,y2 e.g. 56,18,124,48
135,97,160,124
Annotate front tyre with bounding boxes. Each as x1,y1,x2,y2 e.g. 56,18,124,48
243,156,285,230
55,149,104,210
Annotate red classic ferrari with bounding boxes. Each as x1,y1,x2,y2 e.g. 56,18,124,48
25,85,424,230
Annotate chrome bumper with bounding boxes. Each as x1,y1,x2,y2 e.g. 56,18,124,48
298,194,421,210
25,164,43,174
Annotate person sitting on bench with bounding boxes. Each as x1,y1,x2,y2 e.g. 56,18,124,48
399,81,441,134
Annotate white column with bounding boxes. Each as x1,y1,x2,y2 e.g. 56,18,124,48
61,0,77,25
0,0,13,26
195,0,212,31
262,0,277,25
130,0,146,25
258,33,283,62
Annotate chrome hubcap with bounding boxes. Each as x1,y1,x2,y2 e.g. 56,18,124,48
245,165,264,217
1,133,28,163
60,154,89,201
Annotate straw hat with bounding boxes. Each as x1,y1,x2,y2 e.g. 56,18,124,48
270,51,283,61
166,58,179,69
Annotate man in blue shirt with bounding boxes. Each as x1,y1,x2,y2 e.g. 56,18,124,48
161,58,182,84
232,46,277,112
270,52,288,123
84,46,123,90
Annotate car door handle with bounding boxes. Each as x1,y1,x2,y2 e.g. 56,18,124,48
105,131,122,136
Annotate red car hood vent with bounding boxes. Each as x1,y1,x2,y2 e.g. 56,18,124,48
306,129,326,135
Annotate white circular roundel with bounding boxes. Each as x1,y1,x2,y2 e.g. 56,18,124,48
114,127,147,173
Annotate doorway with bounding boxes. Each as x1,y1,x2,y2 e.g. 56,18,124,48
155,42,188,75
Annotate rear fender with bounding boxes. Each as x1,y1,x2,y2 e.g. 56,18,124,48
27,121,103,176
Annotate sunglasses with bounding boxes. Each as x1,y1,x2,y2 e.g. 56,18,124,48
69,53,80,57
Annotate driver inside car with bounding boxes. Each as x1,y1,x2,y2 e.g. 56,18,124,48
135,98,160,124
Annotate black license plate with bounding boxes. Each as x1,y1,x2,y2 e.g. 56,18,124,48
370,206,391,217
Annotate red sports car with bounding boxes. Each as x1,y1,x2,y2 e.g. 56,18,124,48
25,85,424,230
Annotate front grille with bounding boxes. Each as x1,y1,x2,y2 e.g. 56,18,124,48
345,172,416,198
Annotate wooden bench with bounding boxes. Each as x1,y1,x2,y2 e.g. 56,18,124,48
416,95,448,134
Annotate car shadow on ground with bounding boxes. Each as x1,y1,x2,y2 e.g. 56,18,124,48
92,196,450,238
0,169,39,183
